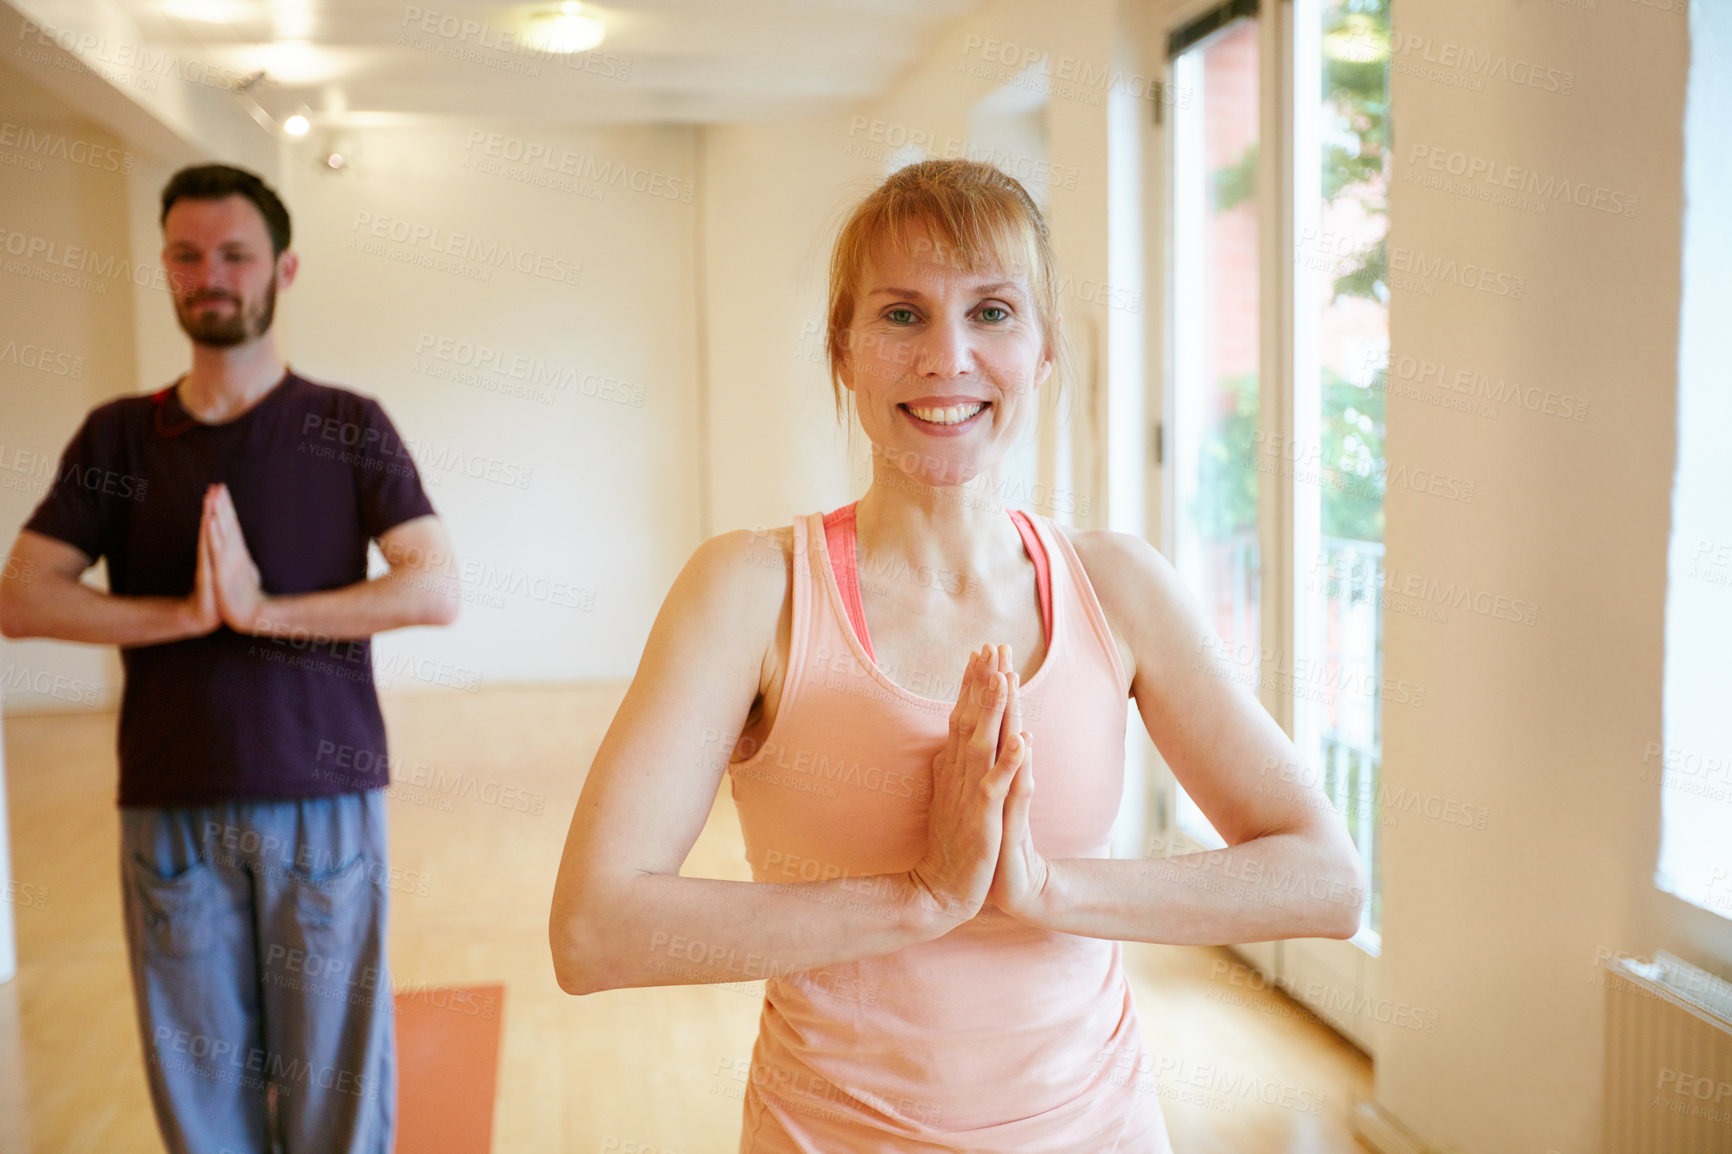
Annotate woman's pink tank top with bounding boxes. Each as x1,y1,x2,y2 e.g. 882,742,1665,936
725,503,1174,1152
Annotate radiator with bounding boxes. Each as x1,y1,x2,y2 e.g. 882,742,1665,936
1604,951,1732,1153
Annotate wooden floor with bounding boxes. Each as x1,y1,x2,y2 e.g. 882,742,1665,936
0,686,1373,1153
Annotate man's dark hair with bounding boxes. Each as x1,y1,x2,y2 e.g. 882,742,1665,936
159,164,292,256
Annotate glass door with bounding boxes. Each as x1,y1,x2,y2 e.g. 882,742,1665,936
1162,0,1390,1054
1168,9,1264,853
1280,0,1389,1051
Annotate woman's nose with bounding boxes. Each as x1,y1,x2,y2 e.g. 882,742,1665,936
916,318,972,377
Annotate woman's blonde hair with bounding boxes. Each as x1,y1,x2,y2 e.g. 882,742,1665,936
825,159,1070,426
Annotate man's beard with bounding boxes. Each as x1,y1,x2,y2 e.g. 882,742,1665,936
174,277,276,348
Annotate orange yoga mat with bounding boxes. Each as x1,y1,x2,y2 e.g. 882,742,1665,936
392,983,505,1154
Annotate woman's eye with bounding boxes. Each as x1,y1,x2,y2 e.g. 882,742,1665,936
886,307,917,325
978,306,1009,323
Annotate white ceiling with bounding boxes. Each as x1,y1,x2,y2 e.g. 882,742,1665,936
103,0,986,126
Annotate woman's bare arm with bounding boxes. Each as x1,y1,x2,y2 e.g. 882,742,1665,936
1010,528,1367,944
548,529,1014,996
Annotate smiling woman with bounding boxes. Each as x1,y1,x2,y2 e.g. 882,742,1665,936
549,158,1362,1154
825,159,1071,463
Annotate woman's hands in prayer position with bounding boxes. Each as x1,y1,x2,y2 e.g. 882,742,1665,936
907,643,1053,933
984,645,1053,923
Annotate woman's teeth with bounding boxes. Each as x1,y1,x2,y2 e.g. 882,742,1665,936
904,402,985,425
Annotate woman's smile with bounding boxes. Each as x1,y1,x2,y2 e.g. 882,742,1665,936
900,398,993,435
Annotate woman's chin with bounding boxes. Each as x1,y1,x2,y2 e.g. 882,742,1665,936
864,449,987,492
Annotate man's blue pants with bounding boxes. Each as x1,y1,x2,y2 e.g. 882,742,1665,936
120,789,396,1154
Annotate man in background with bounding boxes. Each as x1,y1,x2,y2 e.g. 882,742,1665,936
0,163,459,1153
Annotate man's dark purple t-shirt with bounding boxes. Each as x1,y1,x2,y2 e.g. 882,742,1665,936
22,370,437,808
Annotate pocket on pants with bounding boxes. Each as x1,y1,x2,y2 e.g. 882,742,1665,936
129,855,215,958
285,853,369,941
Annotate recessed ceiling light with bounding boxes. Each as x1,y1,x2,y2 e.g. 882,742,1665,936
257,40,332,85
283,113,310,136
160,0,254,23
527,1,605,54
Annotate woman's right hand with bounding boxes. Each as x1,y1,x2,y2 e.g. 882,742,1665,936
906,643,1027,928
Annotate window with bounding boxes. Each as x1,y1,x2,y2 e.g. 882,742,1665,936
1292,0,1390,942
1165,0,1390,945
1656,0,1732,922
1168,10,1263,849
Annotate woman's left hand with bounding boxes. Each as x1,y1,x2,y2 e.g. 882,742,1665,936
987,650,1053,924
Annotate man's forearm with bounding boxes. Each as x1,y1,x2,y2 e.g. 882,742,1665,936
248,568,458,642
1030,830,1367,945
0,576,207,647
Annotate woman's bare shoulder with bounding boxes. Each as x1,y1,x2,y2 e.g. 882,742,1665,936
679,525,795,618
1053,523,1156,602
689,526,797,732
1056,522,1229,690
1052,523,1181,690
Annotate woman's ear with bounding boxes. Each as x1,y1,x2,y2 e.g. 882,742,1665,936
1035,313,1062,389
838,332,856,393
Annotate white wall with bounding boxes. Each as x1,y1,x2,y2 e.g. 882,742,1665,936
276,120,701,689
1375,1,1728,1151
0,65,145,991
0,65,137,712
698,115,862,536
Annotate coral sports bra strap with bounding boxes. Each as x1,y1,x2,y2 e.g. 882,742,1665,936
821,501,1052,664
1007,508,1054,643
821,505,872,660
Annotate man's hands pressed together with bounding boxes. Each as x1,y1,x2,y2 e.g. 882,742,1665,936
190,483,266,635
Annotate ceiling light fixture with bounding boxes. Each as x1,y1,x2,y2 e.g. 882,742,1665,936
526,1,605,54
283,113,310,136
317,129,355,174
160,0,253,23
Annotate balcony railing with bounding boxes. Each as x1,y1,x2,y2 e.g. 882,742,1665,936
1179,531,1384,937
1317,535,1383,938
